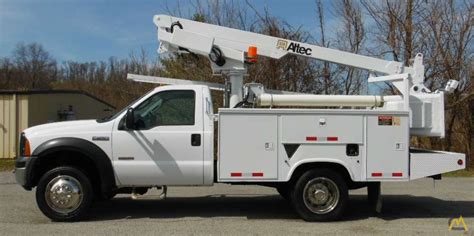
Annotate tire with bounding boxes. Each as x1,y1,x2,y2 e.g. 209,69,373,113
36,166,93,221
290,168,348,221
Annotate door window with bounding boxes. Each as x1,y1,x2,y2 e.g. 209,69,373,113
132,90,195,129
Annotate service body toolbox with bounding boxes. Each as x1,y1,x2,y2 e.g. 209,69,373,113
218,109,410,182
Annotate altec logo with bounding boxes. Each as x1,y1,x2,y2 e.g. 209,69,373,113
276,40,312,56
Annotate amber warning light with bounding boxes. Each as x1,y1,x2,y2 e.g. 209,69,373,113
246,46,257,63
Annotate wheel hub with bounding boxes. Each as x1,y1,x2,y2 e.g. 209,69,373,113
312,187,329,204
303,177,340,214
45,175,83,214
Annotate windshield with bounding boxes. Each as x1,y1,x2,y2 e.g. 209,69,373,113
96,89,154,123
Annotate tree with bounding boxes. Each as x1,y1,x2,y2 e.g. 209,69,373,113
12,42,57,89
360,0,473,164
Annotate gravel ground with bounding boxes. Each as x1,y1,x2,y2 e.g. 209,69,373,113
0,171,473,235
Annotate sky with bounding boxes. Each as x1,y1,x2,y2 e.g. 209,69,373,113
0,0,334,63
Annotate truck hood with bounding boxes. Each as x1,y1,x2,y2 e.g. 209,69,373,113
22,119,116,159
24,120,103,137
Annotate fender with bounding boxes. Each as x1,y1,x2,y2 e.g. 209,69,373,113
31,137,116,195
286,158,356,182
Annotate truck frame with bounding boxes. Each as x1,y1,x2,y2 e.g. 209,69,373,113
14,14,465,222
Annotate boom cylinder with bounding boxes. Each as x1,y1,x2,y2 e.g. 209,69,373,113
257,94,385,107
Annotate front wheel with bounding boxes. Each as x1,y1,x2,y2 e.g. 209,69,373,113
290,168,348,221
36,166,93,221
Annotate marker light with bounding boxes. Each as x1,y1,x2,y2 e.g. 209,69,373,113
247,46,258,63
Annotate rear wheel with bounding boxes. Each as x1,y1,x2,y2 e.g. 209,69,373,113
290,168,348,221
36,166,93,221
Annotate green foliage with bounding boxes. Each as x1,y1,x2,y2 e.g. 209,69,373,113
443,169,474,177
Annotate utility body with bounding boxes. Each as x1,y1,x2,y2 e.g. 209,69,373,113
15,15,465,222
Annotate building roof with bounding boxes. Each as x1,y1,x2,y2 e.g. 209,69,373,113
0,89,116,109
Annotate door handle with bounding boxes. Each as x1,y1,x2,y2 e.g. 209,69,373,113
191,134,201,146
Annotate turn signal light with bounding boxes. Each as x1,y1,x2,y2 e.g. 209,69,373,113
19,133,31,157
246,46,257,63
24,138,31,157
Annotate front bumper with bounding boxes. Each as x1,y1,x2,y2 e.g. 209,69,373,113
14,156,37,190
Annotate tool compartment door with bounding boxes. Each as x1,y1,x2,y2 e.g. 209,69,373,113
366,114,409,180
219,113,278,180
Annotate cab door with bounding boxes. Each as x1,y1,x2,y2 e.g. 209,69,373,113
112,89,204,186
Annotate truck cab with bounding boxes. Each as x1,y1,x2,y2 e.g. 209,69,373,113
110,85,214,186
15,85,215,221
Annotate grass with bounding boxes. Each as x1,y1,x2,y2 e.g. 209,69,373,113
442,169,474,177
0,159,15,172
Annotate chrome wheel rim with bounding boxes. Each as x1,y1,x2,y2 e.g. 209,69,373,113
45,175,83,214
303,177,340,214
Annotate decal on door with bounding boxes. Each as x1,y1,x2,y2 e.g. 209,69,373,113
378,116,400,126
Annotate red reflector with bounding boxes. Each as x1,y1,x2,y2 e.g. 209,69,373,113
392,172,403,177
306,136,317,141
371,172,382,177
457,159,463,165
247,58,257,63
327,137,338,141
252,172,264,177
231,172,242,177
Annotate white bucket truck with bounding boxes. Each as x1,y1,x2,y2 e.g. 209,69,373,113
15,15,465,221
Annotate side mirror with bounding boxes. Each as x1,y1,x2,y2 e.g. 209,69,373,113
125,108,135,130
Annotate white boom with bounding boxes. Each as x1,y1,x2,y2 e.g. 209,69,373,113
153,15,426,95
128,14,458,137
